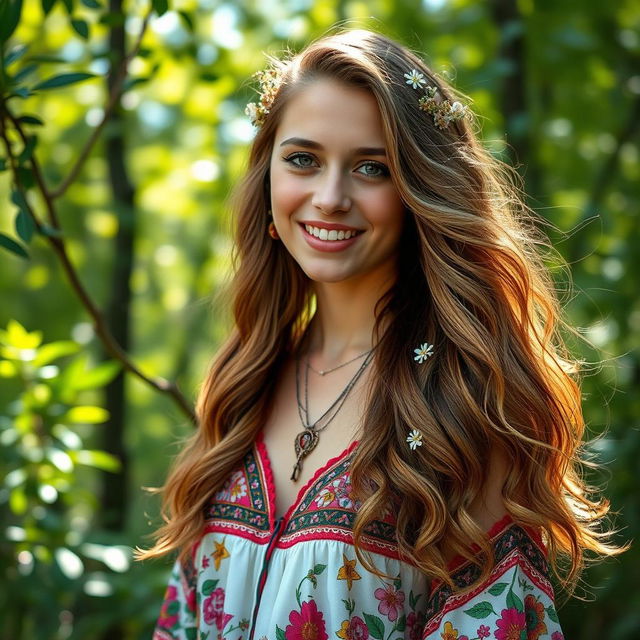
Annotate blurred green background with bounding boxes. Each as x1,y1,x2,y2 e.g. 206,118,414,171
0,0,638,638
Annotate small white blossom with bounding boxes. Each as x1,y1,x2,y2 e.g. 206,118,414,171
413,342,434,363
406,429,423,450
450,101,464,114
404,69,426,90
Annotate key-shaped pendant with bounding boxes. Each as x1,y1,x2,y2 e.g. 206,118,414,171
290,428,319,481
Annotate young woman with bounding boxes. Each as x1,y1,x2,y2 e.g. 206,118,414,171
142,29,619,640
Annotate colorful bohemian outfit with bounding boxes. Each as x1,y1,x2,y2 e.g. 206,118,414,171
153,432,564,640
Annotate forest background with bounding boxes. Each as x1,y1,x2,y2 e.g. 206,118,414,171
0,0,638,638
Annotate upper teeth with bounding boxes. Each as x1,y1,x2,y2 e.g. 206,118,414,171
304,225,359,240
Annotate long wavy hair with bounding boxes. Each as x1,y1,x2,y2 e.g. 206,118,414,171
139,28,620,593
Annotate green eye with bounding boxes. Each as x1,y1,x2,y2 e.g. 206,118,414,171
357,162,389,178
283,153,316,168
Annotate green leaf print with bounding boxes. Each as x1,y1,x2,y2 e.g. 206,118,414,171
506,589,524,612
488,582,508,596
313,564,327,575
167,600,180,616
202,579,219,595
363,612,386,640
463,601,496,619
395,614,406,632
546,605,559,623
276,625,286,640
342,598,355,615
186,630,197,640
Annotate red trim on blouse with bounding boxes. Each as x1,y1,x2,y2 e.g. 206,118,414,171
445,513,548,573
256,429,359,527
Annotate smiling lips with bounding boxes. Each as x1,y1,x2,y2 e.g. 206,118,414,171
299,222,364,252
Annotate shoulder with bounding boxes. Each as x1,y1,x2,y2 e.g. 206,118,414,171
422,517,563,640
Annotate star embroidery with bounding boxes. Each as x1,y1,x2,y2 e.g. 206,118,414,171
337,553,361,590
212,539,230,570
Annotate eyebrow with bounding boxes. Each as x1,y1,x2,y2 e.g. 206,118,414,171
279,137,387,156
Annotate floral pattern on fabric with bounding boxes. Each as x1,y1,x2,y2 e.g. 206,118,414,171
154,436,565,640
421,524,562,640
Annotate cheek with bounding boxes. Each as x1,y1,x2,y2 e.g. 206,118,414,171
270,168,305,215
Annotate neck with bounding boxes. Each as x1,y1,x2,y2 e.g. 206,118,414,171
306,271,395,363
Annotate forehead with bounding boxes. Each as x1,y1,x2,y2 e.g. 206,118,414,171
273,78,386,149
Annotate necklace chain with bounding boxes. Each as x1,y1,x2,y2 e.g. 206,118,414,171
291,343,374,481
306,348,372,376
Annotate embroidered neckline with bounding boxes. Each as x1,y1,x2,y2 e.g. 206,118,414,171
255,430,359,527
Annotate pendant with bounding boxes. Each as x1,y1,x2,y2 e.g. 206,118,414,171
290,428,319,481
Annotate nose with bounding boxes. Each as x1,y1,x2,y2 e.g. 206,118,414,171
311,166,351,215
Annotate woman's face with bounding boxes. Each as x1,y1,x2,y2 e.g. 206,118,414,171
268,78,405,287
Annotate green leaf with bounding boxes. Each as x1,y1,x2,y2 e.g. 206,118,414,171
0,232,29,259
202,579,219,596
71,18,89,39
4,44,28,66
32,72,95,91
70,360,121,390
70,449,120,472
185,630,197,640
275,626,285,640
41,0,57,15
15,210,35,244
12,63,38,84
17,135,37,164
506,589,523,613
33,341,81,367
167,601,179,615
152,0,168,16
178,10,193,32
17,115,44,126
63,405,109,424
81,0,102,7
488,582,508,596
10,87,31,99
0,158,6,171
5,319,42,348
16,166,35,188
395,613,406,632
546,605,559,623
9,486,28,515
312,563,326,575
0,0,24,42
363,613,385,640
463,601,495,619
61,0,73,13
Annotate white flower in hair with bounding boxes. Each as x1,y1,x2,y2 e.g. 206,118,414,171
406,429,424,450
413,342,434,363
404,69,426,90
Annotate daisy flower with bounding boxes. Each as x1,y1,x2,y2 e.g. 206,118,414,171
413,342,434,363
406,430,423,450
404,69,426,90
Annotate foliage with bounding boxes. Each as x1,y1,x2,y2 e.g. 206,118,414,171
0,0,638,638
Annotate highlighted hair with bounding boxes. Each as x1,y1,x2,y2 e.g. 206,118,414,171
138,29,622,594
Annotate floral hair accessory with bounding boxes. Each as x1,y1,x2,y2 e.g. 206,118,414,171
413,342,434,364
406,429,424,450
245,67,284,127
405,69,467,130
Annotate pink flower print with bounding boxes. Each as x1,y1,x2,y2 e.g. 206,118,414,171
494,608,526,640
551,634,564,640
157,585,179,629
314,488,336,508
406,611,425,640
202,555,210,569
310,513,320,524
202,587,233,631
285,599,328,640
374,583,405,622
477,625,490,638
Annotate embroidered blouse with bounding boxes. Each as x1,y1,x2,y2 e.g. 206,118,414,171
153,432,565,640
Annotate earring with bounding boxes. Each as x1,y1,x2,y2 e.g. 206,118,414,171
268,220,279,240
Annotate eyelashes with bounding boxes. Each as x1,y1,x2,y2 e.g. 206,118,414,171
282,152,390,178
